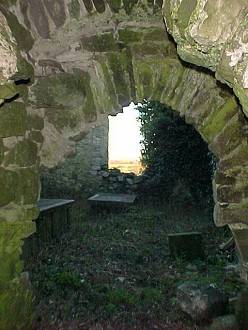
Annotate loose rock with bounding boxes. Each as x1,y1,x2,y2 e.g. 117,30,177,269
177,282,228,322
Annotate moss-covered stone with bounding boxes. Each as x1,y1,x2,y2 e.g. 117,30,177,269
133,57,155,99
123,0,138,14
77,70,97,121
0,168,17,206
177,0,197,31
209,114,242,158
0,139,3,164
32,72,85,108
131,41,176,57
82,0,94,12
27,114,44,131
0,280,34,330
16,167,40,204
92,0,106,13
106,0,121,12
0,82,19,102
200,97,238,143
219,142,248,171
28,131,44,144
118,29,143,44
2,7,34,52
0,220,35,330
143,28,168,41
107,52,131,105
0,102,27,137
97,57,118,109
68,0,81,19
4,139,38,167
16,57,34,83
81,33,118,52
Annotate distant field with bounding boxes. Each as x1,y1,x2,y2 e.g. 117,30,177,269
109,160,144,175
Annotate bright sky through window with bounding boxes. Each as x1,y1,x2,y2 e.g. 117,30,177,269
108,103,142,162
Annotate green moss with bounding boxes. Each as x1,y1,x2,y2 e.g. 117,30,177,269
0,281,34,330
107,52,131,105
2,0,17,7
209,115,241,158
0,139,3,164
201,97,238,143
2,8,34,51
16,167,40,204
45,107,79,130
0,101,27,137
133,59,154,99
123,0,138,14
0,221,35,330
220,142,248,171
118,29,143,44
97,57,118,109
82,0,93,12
233,83,248,118
81,33,117,52
4,139,38,168
68,0,81,19
77,70,97,121
106,0,121,12
32,72,86,108
0,168,17,206
92,0,106,13
28,131,44,144
33,71,97,126
163,1,173,33
131,41,175,56
27,114,44,131
177,0,197,31
0,82,19,102
16,57,34,82
143,28,168,41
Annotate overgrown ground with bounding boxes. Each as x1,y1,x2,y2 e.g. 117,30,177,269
27,199,244,330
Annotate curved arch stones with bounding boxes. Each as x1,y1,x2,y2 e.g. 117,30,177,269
0,0,247,326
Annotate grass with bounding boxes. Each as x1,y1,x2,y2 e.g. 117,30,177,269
26,199,244,329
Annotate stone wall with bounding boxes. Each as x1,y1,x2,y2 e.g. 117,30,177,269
0,0,248,328
41,115,109,198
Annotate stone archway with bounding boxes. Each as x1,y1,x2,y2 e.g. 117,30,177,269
0,0,248,327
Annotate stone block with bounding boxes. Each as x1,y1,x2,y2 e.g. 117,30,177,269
208,314,237,330
177,282,228,322
16,167,40,204
0,102,27,137
0,82,19,101
4,139,38,167
0,221,35,328
168,231,204,261
0,168,17,206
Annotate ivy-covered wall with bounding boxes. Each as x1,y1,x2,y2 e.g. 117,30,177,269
0,0,248,328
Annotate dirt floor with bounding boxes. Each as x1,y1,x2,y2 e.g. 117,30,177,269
26,198,244,330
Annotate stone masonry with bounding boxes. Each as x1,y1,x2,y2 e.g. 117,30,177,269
0,1,248,328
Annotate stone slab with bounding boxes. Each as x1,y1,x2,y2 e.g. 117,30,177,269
168,231,204,261
37,198,75,212
88,193,137,205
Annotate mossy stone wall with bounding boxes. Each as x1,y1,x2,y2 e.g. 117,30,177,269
0,0,248,328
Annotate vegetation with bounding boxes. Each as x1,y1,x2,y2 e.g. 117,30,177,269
27,201,242,329
137,100,216,206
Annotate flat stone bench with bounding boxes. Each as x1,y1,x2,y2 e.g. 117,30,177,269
22,199,74,261
88,193,137,208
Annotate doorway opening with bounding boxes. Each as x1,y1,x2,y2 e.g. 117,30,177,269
108,103,143,175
